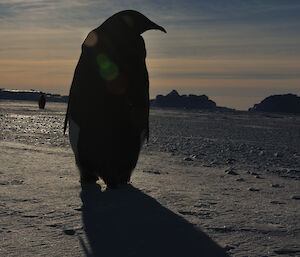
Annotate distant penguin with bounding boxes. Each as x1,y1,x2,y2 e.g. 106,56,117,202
64,10,166,188
39,93,46,109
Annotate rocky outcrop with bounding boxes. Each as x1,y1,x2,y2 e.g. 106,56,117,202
150,90,217,110
249,94,300,114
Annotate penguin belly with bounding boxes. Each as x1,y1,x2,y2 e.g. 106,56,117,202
68,117,80,159
69,118,100,183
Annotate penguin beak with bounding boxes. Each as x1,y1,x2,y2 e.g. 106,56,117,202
146,21,167,33
156,25,167,33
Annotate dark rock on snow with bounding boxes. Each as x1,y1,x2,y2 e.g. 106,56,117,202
225,168,238,175
248,187,260,192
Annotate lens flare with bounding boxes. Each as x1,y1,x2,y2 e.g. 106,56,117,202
97,54,119,81
83,31,98,47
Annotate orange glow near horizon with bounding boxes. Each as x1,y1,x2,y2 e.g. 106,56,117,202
1,57,299,110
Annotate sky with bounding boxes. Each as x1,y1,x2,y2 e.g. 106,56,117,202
0,0,299,110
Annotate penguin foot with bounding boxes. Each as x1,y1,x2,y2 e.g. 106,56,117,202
80,173,99,185
104,176,131,189
106,181,129,190
100,170,132,189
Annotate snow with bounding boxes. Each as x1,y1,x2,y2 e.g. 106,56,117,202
0,100,300,256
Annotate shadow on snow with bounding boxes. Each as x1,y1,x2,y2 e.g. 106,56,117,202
79,184,228,257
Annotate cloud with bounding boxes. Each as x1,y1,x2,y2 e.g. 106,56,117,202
2,0,300,29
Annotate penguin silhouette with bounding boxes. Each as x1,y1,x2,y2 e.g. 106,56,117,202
39,93,46,109
64,10,166,188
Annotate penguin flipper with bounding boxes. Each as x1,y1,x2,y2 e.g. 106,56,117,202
63,113,68,134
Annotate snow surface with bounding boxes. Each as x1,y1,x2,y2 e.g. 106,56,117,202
0,100,299,256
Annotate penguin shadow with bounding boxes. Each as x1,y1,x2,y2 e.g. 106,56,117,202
79,184,229,257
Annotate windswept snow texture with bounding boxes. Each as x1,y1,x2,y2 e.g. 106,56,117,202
0,100,300,257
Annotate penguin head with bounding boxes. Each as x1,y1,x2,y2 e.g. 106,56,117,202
84,10,166,48
101,10,166,36
118,10,166,34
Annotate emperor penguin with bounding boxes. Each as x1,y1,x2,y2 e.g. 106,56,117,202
64,10,166,188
